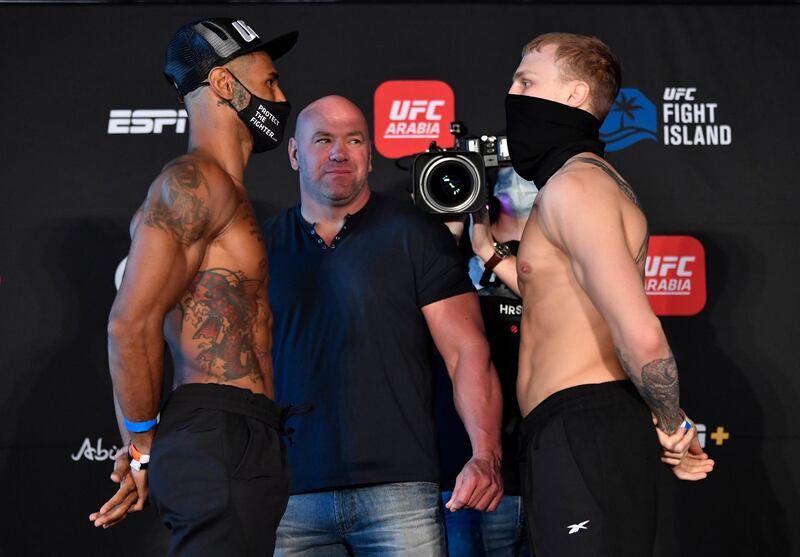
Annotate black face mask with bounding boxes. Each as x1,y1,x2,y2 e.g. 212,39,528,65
505,94,605,187
226,71,291,153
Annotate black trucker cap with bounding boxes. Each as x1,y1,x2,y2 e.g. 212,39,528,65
164,17,298,97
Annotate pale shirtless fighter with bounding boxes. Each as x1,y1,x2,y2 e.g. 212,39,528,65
490,33,715,556
88,18,297,556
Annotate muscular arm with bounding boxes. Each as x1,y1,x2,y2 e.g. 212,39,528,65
108,159,227,451
536,175,682,434
423,292,503,510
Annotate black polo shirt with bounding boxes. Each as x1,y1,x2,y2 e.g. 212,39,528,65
262,192,474,494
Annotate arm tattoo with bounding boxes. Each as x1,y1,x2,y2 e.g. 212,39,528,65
635,232,650,267
144,162,210,245
616,349,681,433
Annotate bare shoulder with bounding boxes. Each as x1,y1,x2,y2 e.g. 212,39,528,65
535,158,630,248
142,155,238,244
537,161,619,218
157,155,239,203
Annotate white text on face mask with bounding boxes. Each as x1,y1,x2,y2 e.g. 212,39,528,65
250,105,278,140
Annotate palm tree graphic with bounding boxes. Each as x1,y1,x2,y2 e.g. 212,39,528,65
601,89,657,150
613,90,644,129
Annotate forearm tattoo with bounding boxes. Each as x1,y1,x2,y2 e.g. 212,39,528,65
616,349,681,433
144,161,210,244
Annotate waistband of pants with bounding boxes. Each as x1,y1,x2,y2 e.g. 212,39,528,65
166,383,285,429
520,380,644,440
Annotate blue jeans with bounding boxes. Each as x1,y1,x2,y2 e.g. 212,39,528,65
275,482,447,556
441,492,529,557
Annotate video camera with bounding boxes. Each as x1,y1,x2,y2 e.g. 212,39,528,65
412,122,511,214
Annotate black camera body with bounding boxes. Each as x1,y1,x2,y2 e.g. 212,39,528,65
412,122,510,214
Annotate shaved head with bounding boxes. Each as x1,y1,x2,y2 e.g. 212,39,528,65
295,95,370,143
289,95,372,208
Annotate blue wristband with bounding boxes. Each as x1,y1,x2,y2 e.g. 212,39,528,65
680,418,693,432
124,414,160,433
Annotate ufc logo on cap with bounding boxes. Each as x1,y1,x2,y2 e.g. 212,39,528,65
232,20,259,42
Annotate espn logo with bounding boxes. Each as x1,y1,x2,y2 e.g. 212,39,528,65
374,80,454,158
108,109,188,134
645,235,706,316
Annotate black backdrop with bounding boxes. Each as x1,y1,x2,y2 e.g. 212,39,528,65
1,3,799,555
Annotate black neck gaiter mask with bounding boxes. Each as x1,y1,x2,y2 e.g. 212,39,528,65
505,94,605,188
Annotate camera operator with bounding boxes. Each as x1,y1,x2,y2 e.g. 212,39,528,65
436,166,535,557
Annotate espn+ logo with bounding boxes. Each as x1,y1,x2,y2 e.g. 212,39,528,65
374,81,455,158
108,109,188,134
645,236,706,316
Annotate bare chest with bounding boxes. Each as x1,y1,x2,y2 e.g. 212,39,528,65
208,200,268,283
517,209,567,294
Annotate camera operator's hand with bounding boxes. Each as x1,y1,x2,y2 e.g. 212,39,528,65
469,205,494,263
442,214,468,242
470,206,522,296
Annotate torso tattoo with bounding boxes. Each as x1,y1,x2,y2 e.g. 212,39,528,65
179,267,264,384
139,158,269,386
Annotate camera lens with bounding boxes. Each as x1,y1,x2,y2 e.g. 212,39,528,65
428,162,473,207
419,155,481,213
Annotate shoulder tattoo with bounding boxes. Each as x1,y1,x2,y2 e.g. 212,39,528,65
144,161,211,245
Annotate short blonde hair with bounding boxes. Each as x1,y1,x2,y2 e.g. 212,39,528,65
523,32,621,120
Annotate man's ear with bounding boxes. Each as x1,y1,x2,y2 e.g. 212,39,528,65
566,80,591,110
368,141,373,173
207,67,234,102
288,137,300,171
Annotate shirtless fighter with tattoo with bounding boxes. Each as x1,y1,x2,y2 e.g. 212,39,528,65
89,18,297,556
492,33,715,556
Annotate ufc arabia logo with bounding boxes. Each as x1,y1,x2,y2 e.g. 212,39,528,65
645,236,706,316
374,80,455,158
108,109,188,134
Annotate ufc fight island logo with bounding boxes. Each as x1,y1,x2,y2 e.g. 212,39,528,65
374,81,455,158
662,88,732,146
601,87,732,151
108,109,189,134
645,235,707,316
